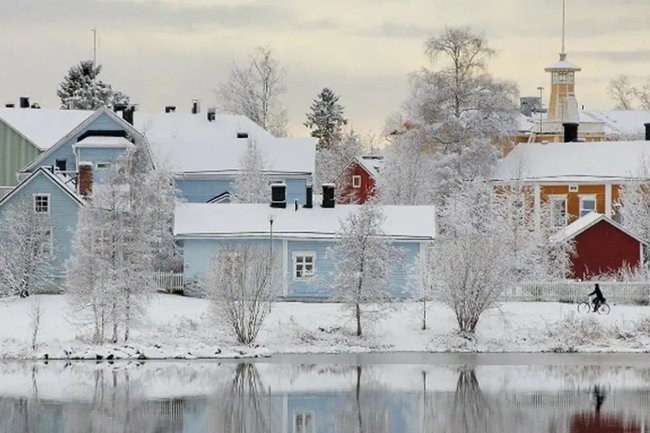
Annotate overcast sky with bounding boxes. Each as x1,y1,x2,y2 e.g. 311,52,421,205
1,0,649,137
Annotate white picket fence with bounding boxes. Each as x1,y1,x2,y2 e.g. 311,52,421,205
153,272,184,294
503,281,650,304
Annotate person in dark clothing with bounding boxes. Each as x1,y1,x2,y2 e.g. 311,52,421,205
588,283,606,313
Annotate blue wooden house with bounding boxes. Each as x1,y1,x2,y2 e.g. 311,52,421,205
131,110,315,204
174,187,436,299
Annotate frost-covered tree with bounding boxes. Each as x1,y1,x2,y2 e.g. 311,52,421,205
216,47,288,136
314,129,366,201
57,60,130,110
0,198,54,298
205,245,279,345
327,203,401,336
304,88,348,150
66,147,178,343
233,139,268,203
608,75,636,110
428,179,515,334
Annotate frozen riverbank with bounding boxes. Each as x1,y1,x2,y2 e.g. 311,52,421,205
1,294,650,360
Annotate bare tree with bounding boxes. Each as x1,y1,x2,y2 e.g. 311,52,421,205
233,139,269,203
608,75,637,110
216,46,288,136
206,245,280,345
638,79,650,111
0,198,54,298
29,298,42,351
327,203,402,337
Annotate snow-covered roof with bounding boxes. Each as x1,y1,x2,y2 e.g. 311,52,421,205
550,212,645,244
355,155,384,179
74,136,134,148
133,112,315,176
0,167,83,209
174,203,436,240
544,53,581,72
581,110,650,137
492,140,650,182
0,108,94,150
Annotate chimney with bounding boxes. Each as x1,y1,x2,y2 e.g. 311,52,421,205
270,183,287,208
303,184,313,208
294,199,299,211
645,123,650,141
5,103,14,108
122,105,135,125
207,107,216,122
78,163,93,197
563,122,579,143
322,184,335,208
165,105,176,113
192,99,200,114
30,103,41,109
19,97,30,109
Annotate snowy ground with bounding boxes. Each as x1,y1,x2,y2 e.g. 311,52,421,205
1,294,650,360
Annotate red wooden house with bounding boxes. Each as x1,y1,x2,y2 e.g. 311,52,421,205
338,155,383,204
551,212,647,279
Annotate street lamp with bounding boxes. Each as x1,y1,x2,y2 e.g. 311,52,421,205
537,86,544,136
268,214,274,257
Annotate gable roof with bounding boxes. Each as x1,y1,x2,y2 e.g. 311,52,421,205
0,167,84,209
492,140,650,183
174,203,436,240
0,108,94,151
22,107,146,173
355,155,384,179
207,191,235,204
550,212,646,245
133,112,315,176
581,110,650,137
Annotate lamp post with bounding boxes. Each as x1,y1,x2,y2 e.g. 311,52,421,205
268,214,274,258
537,86,544,136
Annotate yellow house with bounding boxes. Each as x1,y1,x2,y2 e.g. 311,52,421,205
492,140,650,228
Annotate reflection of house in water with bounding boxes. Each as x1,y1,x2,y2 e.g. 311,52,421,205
571,414,642,433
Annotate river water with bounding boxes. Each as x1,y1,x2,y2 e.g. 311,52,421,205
1,353,649,432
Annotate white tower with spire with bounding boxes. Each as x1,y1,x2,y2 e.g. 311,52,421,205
545,0,581,123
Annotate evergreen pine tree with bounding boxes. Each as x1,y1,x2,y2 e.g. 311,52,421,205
57,60,130,110
304,88,348,150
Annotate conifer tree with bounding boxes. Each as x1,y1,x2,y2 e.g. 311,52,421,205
57,60,130,110
304,88,348,151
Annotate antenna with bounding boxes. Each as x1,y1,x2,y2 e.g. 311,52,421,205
91,28,97,65
561,0,566,53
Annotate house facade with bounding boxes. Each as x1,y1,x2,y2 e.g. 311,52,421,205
550,213,646,279
338,155,383,204
492,140,650,230
174,193,436,299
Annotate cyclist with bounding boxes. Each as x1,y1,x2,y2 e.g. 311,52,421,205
588,283,606,313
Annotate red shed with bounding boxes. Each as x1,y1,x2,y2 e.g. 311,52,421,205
551,212,646,279
338,155,383,204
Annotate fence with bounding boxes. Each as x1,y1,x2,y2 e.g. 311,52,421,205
503,281,650,305
154,272,184,294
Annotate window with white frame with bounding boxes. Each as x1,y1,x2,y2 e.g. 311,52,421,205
33,194,50,214
293,411,314,433
352,175,362,188
293,252,316,280
579,195,597,217
549,195,567,227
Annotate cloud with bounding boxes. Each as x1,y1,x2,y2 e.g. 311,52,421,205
359,22,432,39
573,49,650,64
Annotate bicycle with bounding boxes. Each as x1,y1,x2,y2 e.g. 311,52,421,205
577,298,611,315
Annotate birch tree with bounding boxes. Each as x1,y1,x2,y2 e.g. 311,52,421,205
314,129,366,201
233,139,268,203
216,46,288,136
0,198,54,298
327,203,400,337
205,245,280,345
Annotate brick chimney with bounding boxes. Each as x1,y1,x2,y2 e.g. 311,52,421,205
78,163,93,197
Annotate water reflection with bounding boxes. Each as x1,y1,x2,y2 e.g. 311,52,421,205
0,359,649,432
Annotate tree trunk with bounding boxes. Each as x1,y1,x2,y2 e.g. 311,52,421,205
355,302,362,337
356,366,363,433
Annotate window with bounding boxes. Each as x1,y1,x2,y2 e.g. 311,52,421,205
293,252,316,280
579,195,597,217
352,175,362,189
33,194,50,214
549,195,567,227
237,132,249,139
568,185,578,192
294,411,314,433
96,162,111,170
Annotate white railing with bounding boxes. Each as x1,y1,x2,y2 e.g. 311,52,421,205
154,272,184,294
503,281,650,304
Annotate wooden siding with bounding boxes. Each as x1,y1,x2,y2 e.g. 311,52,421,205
339,163,376,204
177,178,308,204
0,172,81,280
571,220,642,279
541,184,611,223
0,120,40,187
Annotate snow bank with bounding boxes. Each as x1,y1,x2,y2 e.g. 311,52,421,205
2,294,650,360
